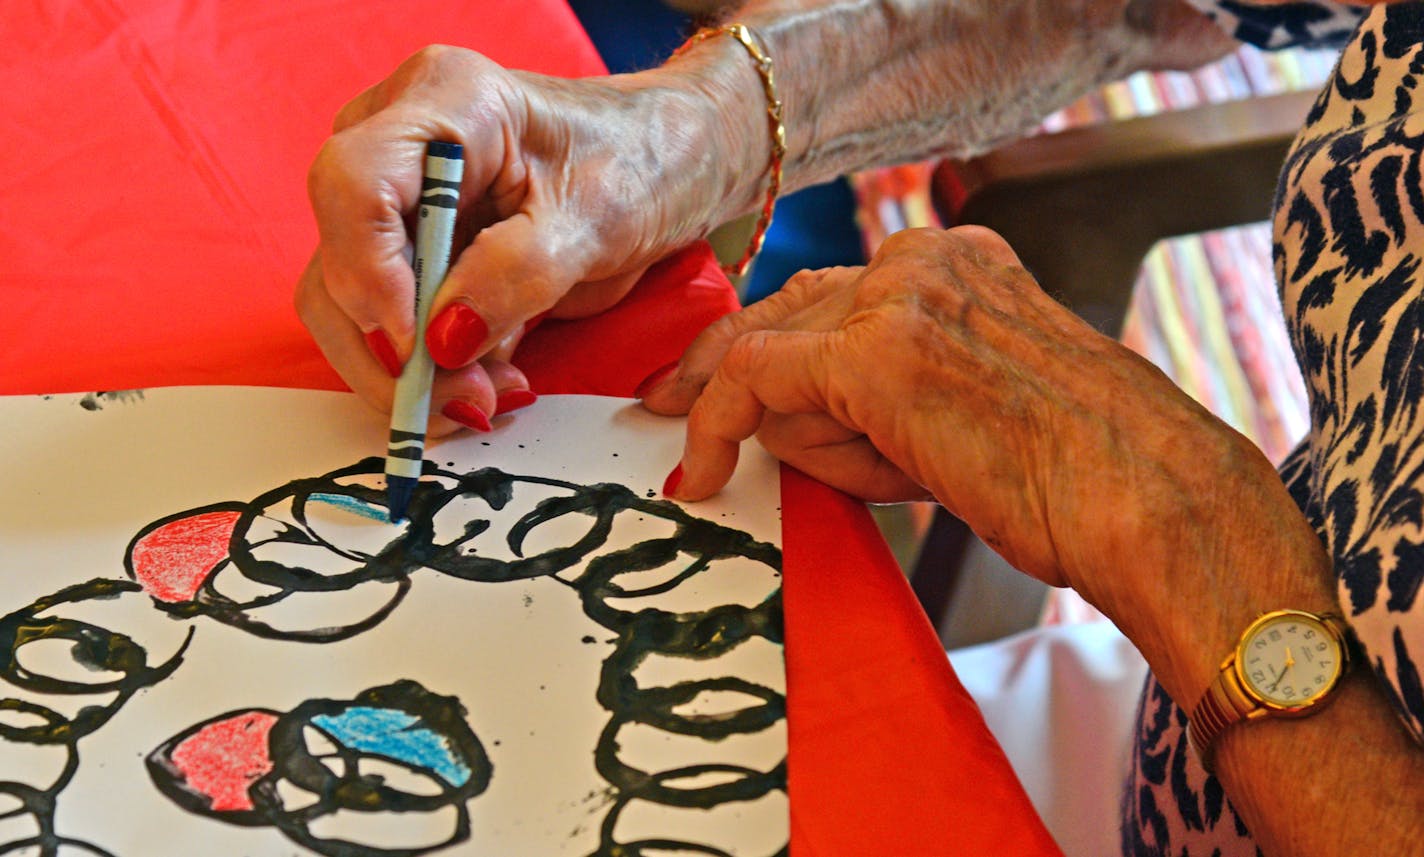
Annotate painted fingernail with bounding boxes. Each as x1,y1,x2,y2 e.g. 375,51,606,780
662,463,684,498
364,329,403,378
494,389,538,415
634,361,680,399
441,400,492,432
427,303,489,369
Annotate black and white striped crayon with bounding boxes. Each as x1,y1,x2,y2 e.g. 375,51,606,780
386,140,463,523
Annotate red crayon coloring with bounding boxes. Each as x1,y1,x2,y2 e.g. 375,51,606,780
127,510,240,602
168,710,278,812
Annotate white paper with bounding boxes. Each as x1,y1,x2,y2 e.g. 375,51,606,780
0,388,785,856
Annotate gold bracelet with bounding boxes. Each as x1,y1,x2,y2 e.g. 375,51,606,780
673,23,786,277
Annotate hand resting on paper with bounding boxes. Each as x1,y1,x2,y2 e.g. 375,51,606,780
639,224,1424,856
640,226,1280,599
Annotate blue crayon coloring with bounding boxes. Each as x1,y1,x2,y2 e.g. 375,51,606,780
309,492,392,523
311,706,473,787
386,141,464,523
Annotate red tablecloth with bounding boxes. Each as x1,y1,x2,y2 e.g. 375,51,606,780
0,3,1061,853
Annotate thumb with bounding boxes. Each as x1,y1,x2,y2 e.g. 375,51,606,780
423,212,593,370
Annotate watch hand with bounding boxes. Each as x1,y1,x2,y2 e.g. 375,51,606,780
1268,650,1295,691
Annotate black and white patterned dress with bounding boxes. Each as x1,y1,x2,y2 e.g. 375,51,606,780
1122,3,1424,854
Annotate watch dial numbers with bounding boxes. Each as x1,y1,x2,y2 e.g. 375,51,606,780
1240,614,1342,708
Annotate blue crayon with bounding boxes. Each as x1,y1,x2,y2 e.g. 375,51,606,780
386,140,464,523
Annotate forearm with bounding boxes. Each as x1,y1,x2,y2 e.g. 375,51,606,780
652,0,1233,225
745,0,1208,181
1083,419,1424,856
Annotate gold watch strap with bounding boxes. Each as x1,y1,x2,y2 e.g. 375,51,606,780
1188,670,1252,770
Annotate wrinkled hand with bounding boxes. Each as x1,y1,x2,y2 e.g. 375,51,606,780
298,45,738,434
642,226,1255,595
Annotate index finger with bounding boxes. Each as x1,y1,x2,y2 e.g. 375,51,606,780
307,125,431,353
640,266,860,415
671,328,832,501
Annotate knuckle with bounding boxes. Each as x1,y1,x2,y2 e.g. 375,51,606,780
877,226,938,256
685,392,724,440
948,223,1002,246
307,134,356,204
947,224,1023,269
702,311,750,346
409,43,448,62
780,267,825,296
293,277,317,326
724,329,775,378
293,255,328,326
324,255,407,326
404,44,482,85
875,229,914,257
400,44,451,78
410,43,457,66
331,91,369,133
777,266,842,304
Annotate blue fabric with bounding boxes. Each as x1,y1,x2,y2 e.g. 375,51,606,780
565,0,688,73
743,179,866,303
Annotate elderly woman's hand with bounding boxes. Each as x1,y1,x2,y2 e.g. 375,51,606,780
297,44,766,435
295,0,1237,439
641,227,1276,600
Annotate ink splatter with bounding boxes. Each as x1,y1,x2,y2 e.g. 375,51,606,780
78,389,146,411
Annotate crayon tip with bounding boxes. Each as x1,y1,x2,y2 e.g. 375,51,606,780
387,477,417,524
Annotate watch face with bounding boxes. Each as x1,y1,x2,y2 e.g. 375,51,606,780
1237,611,1346,711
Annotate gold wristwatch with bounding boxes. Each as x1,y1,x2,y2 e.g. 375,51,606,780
1188,609,1352,770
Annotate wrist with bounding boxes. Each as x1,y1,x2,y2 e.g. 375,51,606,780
1084,422,1335,710
652,29,777,231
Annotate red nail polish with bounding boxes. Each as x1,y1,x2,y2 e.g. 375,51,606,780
662,463,684,498
441,400,492,432
634,361,680,399
364,330,403,378
427,304,489,369
494,389,538,415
